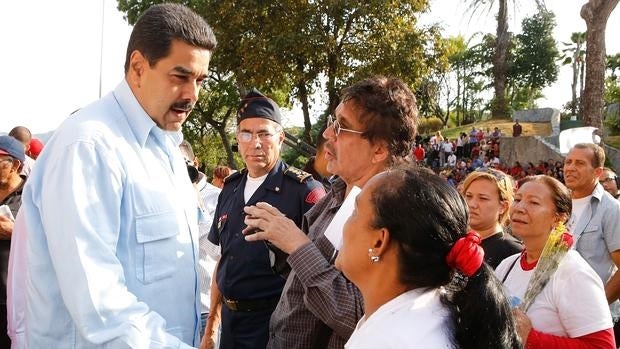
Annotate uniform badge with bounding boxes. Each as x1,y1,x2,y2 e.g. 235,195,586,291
218,214,228,231
305,187,326,204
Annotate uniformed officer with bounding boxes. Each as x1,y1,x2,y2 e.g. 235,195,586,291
203,89,325,349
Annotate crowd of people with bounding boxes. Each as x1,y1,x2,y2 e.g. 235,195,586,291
412,126,566,187
2,3,620,349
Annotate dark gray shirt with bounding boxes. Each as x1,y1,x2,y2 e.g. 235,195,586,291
268,178,364,349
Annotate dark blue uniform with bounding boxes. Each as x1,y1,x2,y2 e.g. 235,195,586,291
208,160,325,349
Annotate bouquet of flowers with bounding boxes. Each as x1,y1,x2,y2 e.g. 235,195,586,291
520,222,574,312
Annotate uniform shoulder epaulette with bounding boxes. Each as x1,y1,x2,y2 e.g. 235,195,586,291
284,166,313,183
223,169,244,184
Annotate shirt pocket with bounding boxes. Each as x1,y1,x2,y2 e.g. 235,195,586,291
578,226,600,253
135,212,180,284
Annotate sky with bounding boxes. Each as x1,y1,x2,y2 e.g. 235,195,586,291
1,0,619,134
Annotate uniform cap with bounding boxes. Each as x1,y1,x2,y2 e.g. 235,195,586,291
237,88,282,125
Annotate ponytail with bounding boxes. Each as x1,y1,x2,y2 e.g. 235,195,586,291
370,166,521,349
442,264,521,349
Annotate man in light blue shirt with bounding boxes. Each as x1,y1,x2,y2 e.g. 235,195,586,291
12,4,216,348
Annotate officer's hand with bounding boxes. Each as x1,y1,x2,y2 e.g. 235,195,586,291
200,335,215,349
243,202,310,254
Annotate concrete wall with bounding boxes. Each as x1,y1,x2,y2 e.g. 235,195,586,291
605,145,620,170
513,108,561,135
501,136,620,170
500,106,620,169
500,136,564,166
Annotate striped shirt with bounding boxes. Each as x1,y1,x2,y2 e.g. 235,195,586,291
197,175,221,314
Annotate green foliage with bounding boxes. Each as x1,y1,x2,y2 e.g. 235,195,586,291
418,117,444,135
604,113,620,136
510,10,559,107
117,0,446,166
607,53,620,105
464,0,546,119
606,80,620,105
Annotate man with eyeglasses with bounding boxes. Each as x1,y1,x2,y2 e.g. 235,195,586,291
204,89,325,349
599,167,620,200
242,76,418,348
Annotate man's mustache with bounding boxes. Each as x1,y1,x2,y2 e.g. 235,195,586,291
171,100,194,112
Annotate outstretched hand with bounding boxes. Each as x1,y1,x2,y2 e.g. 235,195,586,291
243,202,310,254
512,307,533,343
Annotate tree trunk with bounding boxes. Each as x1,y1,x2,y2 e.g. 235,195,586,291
579,57,585,116
571,53,579,116
295,60,313,145
456,69,462,126
325,52,340,119
580,0,619,129
492,0,509,119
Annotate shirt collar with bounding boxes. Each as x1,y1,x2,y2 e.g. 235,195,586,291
260,160,285,191
591,182,606,201
112,79,183,148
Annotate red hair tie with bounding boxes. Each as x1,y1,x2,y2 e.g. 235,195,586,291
445,231,485,277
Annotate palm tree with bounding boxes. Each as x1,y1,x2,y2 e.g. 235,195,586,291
466,0,545,119
560,32,586,117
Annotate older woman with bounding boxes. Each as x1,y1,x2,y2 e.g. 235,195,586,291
336,166,520,349
496,175,615,348
462,168,522,268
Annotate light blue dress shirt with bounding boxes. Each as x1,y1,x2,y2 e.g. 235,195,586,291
20,80,201,348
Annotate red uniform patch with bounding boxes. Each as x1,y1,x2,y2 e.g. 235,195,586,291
305,187,326,204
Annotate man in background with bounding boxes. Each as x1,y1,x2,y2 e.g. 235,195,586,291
564,143,620,343
179,140,222,343
0,135,26,348
512,120,522,137
204,89,325,349
303,128,332,189
599,167,620,199
8,127,35,176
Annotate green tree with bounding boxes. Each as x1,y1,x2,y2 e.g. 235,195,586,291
451,34,494,124
466,0,545,119
510,10,559,108
117,0,446,165
580,0,619,129
606,53,620,105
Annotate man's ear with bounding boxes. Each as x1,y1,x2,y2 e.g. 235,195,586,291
371,141,389,164
128,50,147,87
594,166,604,178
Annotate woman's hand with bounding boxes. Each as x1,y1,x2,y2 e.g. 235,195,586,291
512,308,533,342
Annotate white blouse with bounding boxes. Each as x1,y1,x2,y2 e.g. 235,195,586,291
345,288,454,349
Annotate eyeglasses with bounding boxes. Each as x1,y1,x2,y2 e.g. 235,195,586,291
327,115,364,137
599,177,616,185
237,131,278,143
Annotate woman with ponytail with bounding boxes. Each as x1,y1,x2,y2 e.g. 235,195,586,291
335,166,520,348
